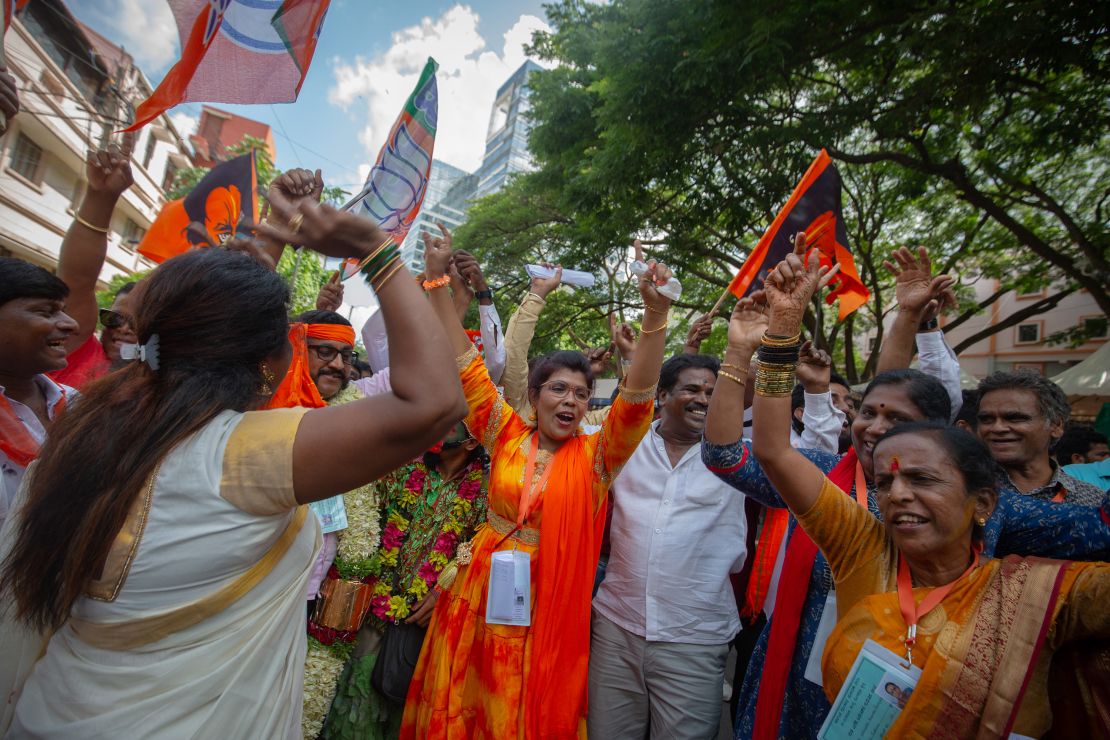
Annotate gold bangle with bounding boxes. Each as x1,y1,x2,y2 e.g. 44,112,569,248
353,235,395,273
760,332,801,348
373,259,405,291
753,363,797,397
74,214,109,234
640,322,668,335
720,362,748,373
718,369,746,385
645,305,668,316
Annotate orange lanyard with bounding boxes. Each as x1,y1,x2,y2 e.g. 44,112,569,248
853,460,867,507
516,433,558,527
896,542,982,664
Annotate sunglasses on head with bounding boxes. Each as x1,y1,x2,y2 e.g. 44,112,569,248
99,309,134,330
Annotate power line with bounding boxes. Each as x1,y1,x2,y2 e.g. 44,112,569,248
269,103,304,168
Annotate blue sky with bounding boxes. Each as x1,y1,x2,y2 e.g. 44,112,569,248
72,0,551,194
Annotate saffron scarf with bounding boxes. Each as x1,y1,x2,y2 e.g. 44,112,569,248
753,447,860,739
523,432,606,739
0,389,66,468
264,323,344,410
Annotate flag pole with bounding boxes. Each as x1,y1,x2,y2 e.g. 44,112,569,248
709,284,732,318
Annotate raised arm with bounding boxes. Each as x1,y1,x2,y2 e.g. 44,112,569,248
875,246,955,374
57,134,135,353
795,343,845,453
500,266,561,411
622,240,672,392
258,193,467,503
257,168,324,266
704,296,767,447
455,250,506,384
750,233,837,516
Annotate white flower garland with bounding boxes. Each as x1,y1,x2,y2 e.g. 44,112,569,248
302,640,347,739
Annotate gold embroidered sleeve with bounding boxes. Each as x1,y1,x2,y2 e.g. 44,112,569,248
594,383,656,489
619,384,658,405
456,344,480,371
220,407,309,515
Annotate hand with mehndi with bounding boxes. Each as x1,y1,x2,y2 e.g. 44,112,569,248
726,292,770,357
763,231,839,332
883,245,955,319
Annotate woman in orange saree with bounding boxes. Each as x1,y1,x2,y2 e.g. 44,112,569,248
401,232,674,739
734,236,1110,737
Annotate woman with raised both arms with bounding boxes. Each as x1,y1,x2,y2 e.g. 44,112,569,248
401,228,673,739
731,238,1110,737
0,190,467,739
702,235,1110,739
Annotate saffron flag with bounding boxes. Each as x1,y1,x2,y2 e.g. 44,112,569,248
339,57,438,280
126,0,330,131
728,149,870,320
138,153,258,263
1,0,31,67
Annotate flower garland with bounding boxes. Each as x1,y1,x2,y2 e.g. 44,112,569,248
366,460,485,624
303,637,348,739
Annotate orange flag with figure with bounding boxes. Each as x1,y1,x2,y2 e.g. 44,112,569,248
728,149,869,320
138,153,257,263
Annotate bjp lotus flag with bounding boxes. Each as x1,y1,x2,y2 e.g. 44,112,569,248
728,149,870,320
125,0,330,131
138,153,258,263
338,58,438,279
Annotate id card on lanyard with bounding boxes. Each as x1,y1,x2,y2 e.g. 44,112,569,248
485,434,555,627
818,639,921,740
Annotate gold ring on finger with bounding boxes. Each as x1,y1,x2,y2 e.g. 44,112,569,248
288,213,304,234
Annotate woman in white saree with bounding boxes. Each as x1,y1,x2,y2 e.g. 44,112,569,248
0,196,467,739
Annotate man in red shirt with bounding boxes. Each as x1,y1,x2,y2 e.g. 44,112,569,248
50,136,137,389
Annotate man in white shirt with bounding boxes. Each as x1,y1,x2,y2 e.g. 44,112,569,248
589,354,745,739
0,259,78,531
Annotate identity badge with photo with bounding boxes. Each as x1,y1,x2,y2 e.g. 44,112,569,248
818,639,921,740
485,550,531,626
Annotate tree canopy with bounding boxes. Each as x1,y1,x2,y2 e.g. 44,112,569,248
455,0,1108,380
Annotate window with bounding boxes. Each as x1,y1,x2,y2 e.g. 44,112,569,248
1081,315,1108,339
1016,323,1041,344
9,132,44,183
161,162,178,193
143,134,157,169
120,218,146,250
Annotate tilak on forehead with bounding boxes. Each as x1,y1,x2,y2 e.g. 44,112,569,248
890,455,901,472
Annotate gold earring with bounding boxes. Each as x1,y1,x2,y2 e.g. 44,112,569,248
259,363,276,396
977,516,987,527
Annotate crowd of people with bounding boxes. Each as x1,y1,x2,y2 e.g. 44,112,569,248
0,139,1107,740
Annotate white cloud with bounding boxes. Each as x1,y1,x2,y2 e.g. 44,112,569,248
328,5,551,173
82,0,180,75
168,111,198,139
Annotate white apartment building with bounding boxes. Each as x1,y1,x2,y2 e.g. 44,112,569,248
0,0,191,286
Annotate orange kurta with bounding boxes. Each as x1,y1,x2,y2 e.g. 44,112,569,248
401,348,654,739
799,478,1110,738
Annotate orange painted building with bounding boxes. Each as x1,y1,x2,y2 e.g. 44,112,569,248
189,106,276,168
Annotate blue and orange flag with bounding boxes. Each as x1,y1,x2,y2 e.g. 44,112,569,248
137,153,258,263
729,149,870,320
339,57,438,279
126,0,330,131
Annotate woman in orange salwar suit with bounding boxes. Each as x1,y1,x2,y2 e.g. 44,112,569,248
402,232,675,739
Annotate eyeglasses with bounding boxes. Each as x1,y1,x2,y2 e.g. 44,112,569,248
99,308,134,330
539,380,592,403
308,343,356,366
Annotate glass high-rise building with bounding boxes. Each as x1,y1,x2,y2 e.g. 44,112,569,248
475,60,542,199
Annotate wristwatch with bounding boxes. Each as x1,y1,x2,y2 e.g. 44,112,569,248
918,317,939,332
474,289,493,301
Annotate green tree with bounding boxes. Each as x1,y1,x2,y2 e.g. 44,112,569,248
465,0,1106,381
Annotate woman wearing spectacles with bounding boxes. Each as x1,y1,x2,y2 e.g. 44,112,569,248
402,229,674,739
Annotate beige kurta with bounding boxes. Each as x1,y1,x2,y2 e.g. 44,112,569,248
0,407,320,739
